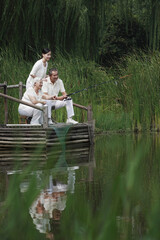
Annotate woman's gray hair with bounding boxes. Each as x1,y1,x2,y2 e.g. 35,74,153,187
32,77,42,86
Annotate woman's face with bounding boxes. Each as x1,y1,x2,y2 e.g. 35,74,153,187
35,80,43,89
42,51,51,61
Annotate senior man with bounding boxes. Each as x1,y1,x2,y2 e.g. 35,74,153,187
42,68,78,125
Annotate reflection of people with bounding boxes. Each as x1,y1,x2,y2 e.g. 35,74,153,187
29,180,67,235
42,68,78,125
18,78,54,125
29,166,79,235
26,48,51,89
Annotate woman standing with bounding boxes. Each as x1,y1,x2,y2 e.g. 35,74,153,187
26,48,51,89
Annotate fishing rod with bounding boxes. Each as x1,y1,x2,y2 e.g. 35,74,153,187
66,74,131,97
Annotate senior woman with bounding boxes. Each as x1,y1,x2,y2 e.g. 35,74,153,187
18,77,54,125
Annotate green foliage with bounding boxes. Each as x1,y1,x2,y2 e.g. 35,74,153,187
0,0,106,60
99,16,146,66
0,0,160,63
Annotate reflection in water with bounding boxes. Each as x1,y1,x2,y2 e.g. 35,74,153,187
28,167,78,235
2,133,160,239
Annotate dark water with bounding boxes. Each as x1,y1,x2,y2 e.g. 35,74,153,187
0,133,160,240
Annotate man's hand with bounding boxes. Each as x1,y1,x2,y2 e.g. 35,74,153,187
62,94,67,100
52,96,57,100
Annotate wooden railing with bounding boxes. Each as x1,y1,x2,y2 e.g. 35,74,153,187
0,82,93,126
0,92,48,128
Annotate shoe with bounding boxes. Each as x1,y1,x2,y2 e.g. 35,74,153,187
66,118,78,124
48,118,54,125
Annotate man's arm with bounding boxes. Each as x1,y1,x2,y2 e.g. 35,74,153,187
54,92,67,100
42,91,67,100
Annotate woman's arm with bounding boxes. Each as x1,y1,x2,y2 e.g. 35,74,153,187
42,94,54,100
29,60,41,78
28,95,46,105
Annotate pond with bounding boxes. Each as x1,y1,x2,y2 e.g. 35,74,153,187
0,133,160,240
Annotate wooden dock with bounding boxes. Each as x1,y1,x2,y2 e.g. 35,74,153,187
0,82,95,169
0,122,94,168
0,122,94,148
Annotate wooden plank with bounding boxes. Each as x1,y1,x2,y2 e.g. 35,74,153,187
0,133,46,137
47,139,89,146
0,137,46,141
47,135,89,142
73,103,88,110
0,156,46,160
0,141,46,144
0,93,43,111
0,129,45,132
0,154,46,157
47,147,89,155
7,84,26,89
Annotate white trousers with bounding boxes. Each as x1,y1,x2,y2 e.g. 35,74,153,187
46,99,74,119
18,103,43,124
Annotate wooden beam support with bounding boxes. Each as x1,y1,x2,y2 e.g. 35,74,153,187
3,81,8,124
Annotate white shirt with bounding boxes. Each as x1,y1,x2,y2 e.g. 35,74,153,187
19,87,43,109
26,59,48,89
42,77,65,96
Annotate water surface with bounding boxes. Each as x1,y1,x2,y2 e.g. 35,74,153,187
0,133,160,240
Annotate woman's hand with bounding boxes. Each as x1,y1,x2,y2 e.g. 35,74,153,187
42,101,46,105
42,78,47,82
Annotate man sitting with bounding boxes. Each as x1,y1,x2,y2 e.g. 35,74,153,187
42,68,78,125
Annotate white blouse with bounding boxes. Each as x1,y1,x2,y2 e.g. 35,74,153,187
26,59,48,89
19,87,43,109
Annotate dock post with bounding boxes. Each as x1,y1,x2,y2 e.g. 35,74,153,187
4,81,8,124
87,105,93,122
43,105,48,128
19,81,23,99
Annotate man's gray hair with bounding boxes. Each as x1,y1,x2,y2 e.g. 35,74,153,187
48,68,58,76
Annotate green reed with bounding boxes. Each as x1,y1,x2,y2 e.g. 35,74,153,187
1,48,160,132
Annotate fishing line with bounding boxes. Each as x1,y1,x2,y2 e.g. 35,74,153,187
66,74,131,98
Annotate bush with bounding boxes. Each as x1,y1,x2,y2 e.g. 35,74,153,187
99,16,147,67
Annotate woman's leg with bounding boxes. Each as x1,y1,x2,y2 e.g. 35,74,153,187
30,103,43,124
18,106,33,117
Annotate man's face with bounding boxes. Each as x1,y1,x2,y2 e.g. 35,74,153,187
50,71,58,83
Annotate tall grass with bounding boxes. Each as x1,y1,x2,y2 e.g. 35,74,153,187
1,0,160,59
1,48,160,131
